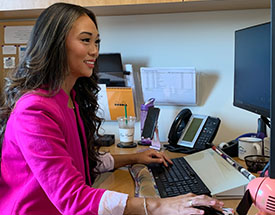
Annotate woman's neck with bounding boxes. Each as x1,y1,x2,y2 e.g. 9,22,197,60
62,76,77,109
61,75,77,96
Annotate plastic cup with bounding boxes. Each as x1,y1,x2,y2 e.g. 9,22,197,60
117,116,136,147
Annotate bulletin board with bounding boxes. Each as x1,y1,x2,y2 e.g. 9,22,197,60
0,20,35,92
0,20,138,121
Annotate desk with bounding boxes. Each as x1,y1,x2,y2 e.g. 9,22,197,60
95,144,258,215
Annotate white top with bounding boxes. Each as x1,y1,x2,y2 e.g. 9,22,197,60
97,153,129,215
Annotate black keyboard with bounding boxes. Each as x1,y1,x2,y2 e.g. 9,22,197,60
148,156,211,198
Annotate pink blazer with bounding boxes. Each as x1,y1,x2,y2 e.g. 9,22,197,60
0,89,106,214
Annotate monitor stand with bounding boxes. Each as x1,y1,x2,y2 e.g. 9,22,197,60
257,116,268,155
257,116,268,137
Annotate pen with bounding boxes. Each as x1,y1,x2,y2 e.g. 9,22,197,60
212,145,223,156
212,146,236,166
212,146,255,181
239,167,256,181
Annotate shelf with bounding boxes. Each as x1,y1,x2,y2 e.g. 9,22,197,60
91,0,270,16
0,0,270,20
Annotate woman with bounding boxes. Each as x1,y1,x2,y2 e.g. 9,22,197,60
0,3,224,214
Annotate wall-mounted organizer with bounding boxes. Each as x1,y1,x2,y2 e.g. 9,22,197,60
140,67,197,106
0,20,35,91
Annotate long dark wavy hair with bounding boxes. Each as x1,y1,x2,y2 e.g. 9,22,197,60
0,3,103,183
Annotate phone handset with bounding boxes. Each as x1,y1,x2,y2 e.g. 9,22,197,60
168,108,192,145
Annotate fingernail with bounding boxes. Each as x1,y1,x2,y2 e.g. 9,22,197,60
200,210,205,214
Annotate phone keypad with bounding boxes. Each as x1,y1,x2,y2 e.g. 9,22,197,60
196,117,220,149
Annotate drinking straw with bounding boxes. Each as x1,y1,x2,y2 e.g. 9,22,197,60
124,104,128,125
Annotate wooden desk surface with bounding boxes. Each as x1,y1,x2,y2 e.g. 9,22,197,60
96,144,258,215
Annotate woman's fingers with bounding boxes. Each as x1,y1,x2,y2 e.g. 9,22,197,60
149,150,173,166
186,194,224,211
162,153,173,164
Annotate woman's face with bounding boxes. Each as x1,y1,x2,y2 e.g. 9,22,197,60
65,14,100,79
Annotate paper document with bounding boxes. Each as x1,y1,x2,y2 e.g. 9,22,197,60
2,45,17,55
97,84,111,120
4,26,33,44
140,67,197,105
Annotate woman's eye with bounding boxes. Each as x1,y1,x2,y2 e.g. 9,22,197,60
95,39,101,44
81,38,90,43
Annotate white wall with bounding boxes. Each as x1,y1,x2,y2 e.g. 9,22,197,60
96,9,270,146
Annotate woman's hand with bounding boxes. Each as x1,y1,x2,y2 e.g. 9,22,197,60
147,193,224,215
134,149,173,167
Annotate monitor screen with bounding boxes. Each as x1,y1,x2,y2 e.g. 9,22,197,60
234,22,271,118
181,118,203,142
177,115,207,148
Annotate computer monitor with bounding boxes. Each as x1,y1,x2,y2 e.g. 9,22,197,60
270,1,275,178
233,22,271,120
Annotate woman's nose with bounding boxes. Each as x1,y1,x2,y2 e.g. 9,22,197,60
88,43,99,56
